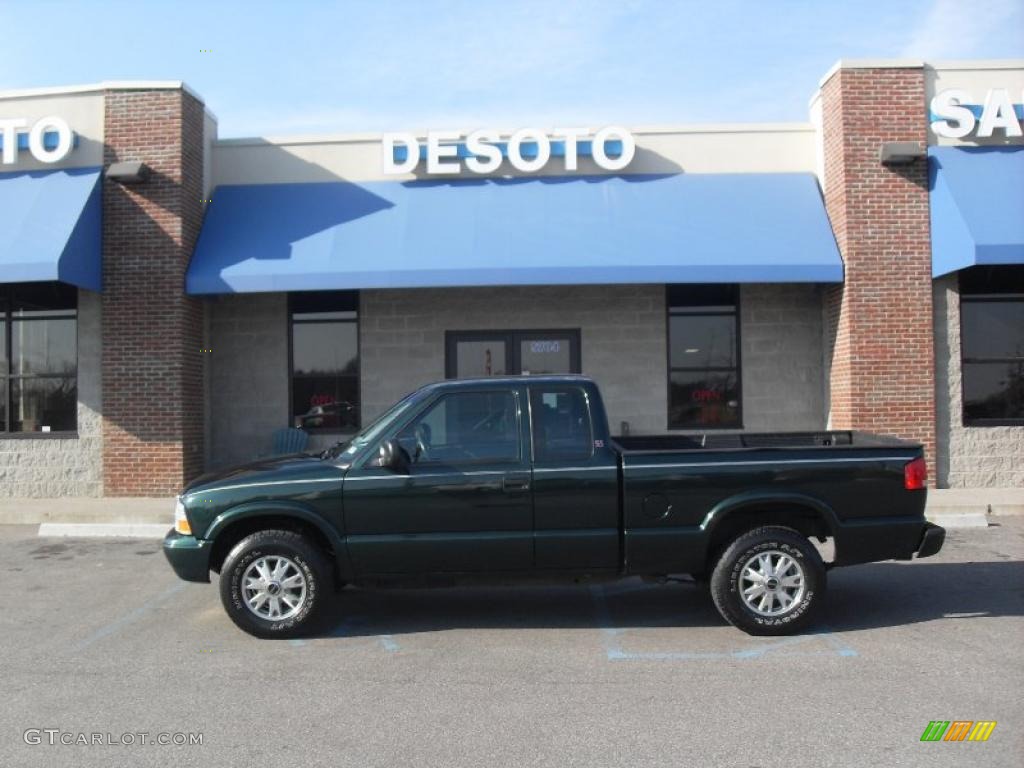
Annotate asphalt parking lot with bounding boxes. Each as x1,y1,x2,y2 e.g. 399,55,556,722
0,520,1021,768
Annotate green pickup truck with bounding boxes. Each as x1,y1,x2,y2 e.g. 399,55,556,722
164,375,944,639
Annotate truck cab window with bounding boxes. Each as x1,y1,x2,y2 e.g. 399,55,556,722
530,387,593,461
399,390,520,464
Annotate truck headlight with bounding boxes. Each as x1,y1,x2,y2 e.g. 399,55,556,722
174,497,192,536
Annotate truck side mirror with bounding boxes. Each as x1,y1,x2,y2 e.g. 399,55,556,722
377,438,409,473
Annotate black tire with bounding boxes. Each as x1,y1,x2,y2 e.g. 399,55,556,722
219,529,331,639
710,526,825,636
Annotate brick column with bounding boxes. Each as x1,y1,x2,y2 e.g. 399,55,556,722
101,88,206,495
820,66,936,478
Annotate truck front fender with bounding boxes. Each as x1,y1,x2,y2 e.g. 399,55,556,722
204,501,353,582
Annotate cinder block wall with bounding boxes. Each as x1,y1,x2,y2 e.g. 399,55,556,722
361,285,669,433
741,284,826,431
204,284,827,469
820,66,937,477
207,294,290,468
933,276,1024,487
101,88,207,495
0,290,103,497
361,284,826,434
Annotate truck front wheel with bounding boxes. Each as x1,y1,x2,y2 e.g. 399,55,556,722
710,526,825,636
219,529,331,639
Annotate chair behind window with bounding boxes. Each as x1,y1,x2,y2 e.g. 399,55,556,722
271,427,309,456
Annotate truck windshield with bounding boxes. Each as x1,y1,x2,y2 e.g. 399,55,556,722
322,390,426,460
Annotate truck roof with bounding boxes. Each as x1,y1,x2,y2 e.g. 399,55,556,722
418,374,593,392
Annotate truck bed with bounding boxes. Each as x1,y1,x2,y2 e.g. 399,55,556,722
611,429,925,573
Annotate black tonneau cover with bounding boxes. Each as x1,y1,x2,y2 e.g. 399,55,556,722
612,431,914,453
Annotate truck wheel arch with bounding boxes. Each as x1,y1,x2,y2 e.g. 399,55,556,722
204,503,350,583
701,492,840,567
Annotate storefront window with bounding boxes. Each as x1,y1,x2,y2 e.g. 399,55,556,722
960,266,1024,426
1,283,78,434
667,284,741,429
290,291,359,431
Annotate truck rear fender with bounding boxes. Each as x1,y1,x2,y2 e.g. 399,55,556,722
204,501,353,584
701,491,841,566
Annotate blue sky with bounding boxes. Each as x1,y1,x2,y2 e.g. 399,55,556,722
3,0,1022,137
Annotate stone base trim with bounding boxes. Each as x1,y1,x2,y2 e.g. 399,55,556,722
0,497,174,525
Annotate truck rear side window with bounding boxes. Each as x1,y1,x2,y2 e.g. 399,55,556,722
530,387,593,462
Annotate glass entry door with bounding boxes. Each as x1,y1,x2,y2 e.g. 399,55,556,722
446,330,581,378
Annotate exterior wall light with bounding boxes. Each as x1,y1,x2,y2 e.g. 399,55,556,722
879,142,926,166
106,160,149,183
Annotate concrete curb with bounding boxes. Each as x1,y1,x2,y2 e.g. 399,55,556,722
37,523,170,538
926,488,1024,518
926,512,989,529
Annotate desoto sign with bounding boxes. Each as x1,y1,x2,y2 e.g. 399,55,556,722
930,88,1024,139
382,126,636,175
0,116,75,164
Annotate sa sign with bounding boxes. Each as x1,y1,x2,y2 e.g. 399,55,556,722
0,116,74,164
930,88,1023,139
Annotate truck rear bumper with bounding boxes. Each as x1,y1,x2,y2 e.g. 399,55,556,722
163,529,212,583
833,516,943,565
915,522,945,559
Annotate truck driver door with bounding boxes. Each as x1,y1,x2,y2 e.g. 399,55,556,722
343,387,534,575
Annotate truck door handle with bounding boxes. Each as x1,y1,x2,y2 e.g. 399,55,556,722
502,474,531,493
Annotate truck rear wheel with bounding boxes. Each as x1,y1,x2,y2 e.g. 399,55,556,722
219,529,331,639
710,526,825,636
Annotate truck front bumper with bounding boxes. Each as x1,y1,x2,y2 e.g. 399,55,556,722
915,522,946,559
163,529,212,583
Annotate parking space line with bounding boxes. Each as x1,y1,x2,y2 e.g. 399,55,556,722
729,634,817,658
588,584,625,650
818,627,858,657
588,584,858,661
74,583,187,652
314,615,399,653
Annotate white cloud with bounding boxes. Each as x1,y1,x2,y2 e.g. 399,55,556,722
902,0,1023,58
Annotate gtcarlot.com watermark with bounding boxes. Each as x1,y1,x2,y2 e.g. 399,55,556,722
24,729,203,747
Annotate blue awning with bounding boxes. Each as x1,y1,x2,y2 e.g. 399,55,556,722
929,146,1024,277
0,167,103,291
186,172,843,294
